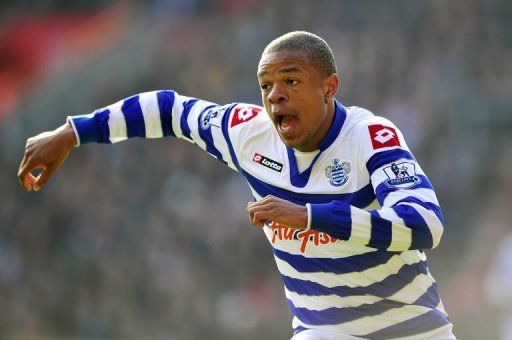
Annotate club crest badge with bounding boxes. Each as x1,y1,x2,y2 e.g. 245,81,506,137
325,159,351,187
383,162,422,188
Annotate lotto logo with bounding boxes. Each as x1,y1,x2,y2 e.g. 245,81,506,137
253,153,283,172
230,106,262,127
368,124,400,149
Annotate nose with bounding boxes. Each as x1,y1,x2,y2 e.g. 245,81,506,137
267,83,288,104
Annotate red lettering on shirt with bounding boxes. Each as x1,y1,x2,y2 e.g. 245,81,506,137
268,222,338,253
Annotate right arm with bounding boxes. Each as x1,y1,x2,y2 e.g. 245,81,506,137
18,90,247,191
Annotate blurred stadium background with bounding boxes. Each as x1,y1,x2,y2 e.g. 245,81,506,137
1,0,511,339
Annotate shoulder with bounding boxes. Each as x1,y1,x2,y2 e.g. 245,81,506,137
343,106,410,161
225,103,273,143
343,106,399,141
228,103,267,128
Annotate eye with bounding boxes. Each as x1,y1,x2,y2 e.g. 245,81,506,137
260,83,270,91
286,78,299,86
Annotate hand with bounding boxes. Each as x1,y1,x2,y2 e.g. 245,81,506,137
246,195,308,229
18,122,77,192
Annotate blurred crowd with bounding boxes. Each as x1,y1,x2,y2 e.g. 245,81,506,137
1,0,511,339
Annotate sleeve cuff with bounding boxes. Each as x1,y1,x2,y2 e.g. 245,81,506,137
67,113,103,144
309,201,351,240
305,203,312,230
66,116,81,147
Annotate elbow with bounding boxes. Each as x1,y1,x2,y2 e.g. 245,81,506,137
410,219,443,250
408,210,445,250
430,220,444,249
410,204,445,250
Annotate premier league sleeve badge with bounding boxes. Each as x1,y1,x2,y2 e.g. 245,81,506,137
382,162,422,188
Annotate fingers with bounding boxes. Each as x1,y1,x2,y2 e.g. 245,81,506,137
247,202,267,227
246,195,279,227
17,142,31,189
33,164,57,191
18,134,55,192
17,149,55,192
18,162,39,191
18,137,38,191
18,126,73,192
19,166,48,192
246,195,307,229
247,195,278,209
23,173,37,191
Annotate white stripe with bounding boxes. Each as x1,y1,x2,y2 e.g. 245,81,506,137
274,251,425,289
363,199,380,211
347,306,439,336
186,100,213,150
290,328,365,340
294,305,436,336
392,324,454,340
139,92,163,138
286,272,434,311
271,240,376,259
210,118,236,170
377,208,412,251
386,273,435,303
171,94,189,140
107,100,127,143
435,300,449,317
348,206,372,246
400,202,443,248
383,188,439,207
285,287,381,310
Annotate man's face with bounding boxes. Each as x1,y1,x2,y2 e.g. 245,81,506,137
257,50,337,152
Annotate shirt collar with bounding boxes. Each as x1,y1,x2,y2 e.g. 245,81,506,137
317,99,347,151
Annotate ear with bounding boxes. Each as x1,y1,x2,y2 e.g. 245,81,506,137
323,73,339,103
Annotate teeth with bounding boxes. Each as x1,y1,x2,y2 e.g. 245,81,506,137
281,116,293,127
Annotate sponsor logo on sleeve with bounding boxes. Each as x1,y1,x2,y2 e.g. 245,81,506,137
230,106,262,127
383,161,422,188
368,124,401,149
253,153,283,172
324,159,351,187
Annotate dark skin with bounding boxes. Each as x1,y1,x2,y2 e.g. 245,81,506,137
18,123,77,192
248,50,339,229
18,49,339,230
257,50,338,152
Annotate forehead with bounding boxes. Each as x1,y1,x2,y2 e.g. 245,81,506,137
257,50,316,77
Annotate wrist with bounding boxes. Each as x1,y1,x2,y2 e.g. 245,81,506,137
299,205,308,229
58,122,78,148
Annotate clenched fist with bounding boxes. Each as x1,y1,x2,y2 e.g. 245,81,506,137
246,195,308,229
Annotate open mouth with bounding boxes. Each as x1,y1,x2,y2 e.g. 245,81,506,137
274,113,297,135
280,116,293,131
275,114,285,126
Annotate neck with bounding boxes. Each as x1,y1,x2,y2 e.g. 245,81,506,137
297,100,336,152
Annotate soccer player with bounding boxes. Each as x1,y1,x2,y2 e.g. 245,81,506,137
18,31,455,339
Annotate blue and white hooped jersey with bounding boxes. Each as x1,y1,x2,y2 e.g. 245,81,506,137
68,90,452,338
